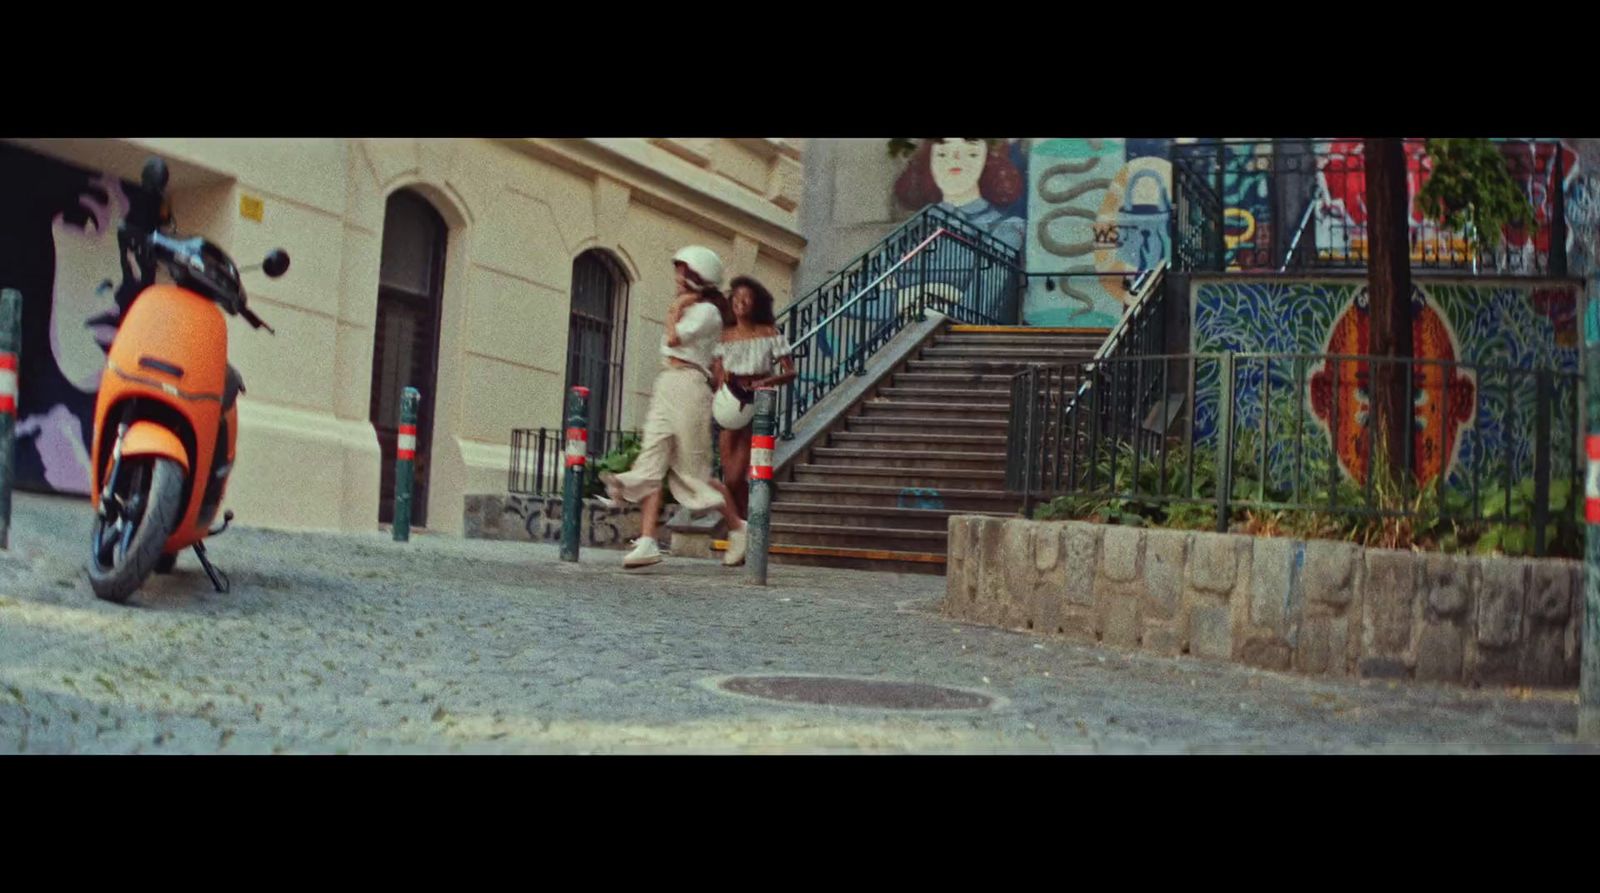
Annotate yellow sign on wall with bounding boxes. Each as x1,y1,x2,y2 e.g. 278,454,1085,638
240,194,264,222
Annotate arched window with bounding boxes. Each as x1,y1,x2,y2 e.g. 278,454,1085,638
564,250,629,440
370,189,446,527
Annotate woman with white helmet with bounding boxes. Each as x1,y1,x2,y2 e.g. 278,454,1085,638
600,246,749,569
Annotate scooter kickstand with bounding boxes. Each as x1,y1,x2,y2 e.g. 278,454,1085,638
192,541,231,593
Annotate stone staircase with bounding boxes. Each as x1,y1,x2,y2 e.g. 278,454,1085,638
720,323,1106,574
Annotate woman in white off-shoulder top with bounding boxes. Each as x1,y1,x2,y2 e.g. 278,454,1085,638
712,276,797,518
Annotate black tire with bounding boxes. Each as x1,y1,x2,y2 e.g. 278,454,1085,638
88,457,185,604
154,552,178,574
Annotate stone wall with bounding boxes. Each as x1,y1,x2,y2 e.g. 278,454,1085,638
944,516,1584,688
464,494,670,551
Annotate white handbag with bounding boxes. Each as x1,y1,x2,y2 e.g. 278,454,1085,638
713,384,756,429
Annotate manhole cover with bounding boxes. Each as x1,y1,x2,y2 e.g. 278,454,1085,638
716,675,994,711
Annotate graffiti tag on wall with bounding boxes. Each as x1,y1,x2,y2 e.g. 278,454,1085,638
1023,139,1171,328
500,494,674,549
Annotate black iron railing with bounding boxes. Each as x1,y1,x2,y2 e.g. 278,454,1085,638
508,424,730,498
1006,352,1582,556
1007,265,1170,493
778,204,1023,339
508,427,639,497
1170,138,1571,276
774,208,1025,439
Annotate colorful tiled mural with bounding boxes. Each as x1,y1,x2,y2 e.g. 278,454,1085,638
1190,277,1581,492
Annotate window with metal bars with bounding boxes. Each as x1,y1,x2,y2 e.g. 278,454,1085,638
370,190,447,527
564,250,629,442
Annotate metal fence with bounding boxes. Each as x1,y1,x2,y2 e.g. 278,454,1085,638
508,427,640,497
1170,138,1572,276
508,425,731,498
774,214,1025,439
1006,352,1582,556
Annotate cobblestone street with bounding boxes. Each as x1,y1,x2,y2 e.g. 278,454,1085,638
0,492,1591,754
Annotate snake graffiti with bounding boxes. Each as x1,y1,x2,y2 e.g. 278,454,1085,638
1024,139,1172,328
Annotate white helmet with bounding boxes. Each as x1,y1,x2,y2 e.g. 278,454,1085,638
713,385,756,430
672,245,724,290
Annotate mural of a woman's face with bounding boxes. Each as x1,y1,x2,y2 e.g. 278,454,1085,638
930,138,987,205
50,174,131,392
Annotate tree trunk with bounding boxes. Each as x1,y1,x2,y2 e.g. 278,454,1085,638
1364,137,1414,486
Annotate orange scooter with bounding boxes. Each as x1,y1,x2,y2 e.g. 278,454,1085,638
88,157,288,603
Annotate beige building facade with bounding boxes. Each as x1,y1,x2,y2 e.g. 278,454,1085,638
6,138,806,536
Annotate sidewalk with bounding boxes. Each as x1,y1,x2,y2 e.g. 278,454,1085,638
0,491,1590,753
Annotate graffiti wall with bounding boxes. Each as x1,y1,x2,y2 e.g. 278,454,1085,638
1221,141,1274,270
1561,139,1600,278
885,138,1029,322
1231,139,1587,273
0,142,157,495
463,493,674,549
1190,277,1581,492
1022,139,1172,327
892,138,1029,251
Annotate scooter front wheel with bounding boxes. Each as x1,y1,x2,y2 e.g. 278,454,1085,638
88,457,185,604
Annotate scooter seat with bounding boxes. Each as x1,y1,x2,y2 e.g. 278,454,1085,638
223,364,246,411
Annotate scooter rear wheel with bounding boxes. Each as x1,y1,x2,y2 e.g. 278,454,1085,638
88,457,185,604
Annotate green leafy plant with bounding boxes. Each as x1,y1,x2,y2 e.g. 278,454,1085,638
1415,138,1538,256
1029,432,1578,558
581,433,682,507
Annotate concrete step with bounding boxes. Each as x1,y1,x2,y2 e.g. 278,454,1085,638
855,400,1011,420
791,464,1007,489
825,431,1009,453
807,447,1008,471
773,481,1022,512
892,372,1018,389
906,359,1080,374
945,325,1111,336
771,522,949,554
935,333,1109,348
877,387,1009,401
921,350,1107,364
846,415,1008,435
771,501,1010,532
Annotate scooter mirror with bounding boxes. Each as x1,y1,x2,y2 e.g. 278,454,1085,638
262,249,291,279
141,158,169,196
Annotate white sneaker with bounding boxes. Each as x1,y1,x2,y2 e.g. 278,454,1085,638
624,537,662,569
723,524,748,567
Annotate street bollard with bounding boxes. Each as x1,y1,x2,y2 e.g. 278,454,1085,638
393,387,420,543
560,386,590,563
1582,291,1600,740
0,289,20,550
746,388,776,585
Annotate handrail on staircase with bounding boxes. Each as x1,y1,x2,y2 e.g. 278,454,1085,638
773,206,1027,441
775,204,1022,338
1004,261,1171,506
1065,260,1170,408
